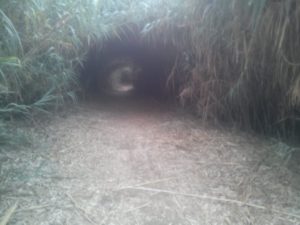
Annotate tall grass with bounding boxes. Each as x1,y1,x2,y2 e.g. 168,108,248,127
0,2,77,117
143,0,300,136
185,0,300,135
0,0,82,145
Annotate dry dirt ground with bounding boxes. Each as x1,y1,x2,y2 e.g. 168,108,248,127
1,97,300,225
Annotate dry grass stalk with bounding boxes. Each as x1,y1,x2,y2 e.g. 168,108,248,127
66,193,97,225
0,202,18,225
121,186,300,220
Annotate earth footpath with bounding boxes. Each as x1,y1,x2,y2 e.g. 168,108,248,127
1,97,300,225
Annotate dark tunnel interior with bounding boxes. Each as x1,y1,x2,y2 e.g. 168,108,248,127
80,30,178,101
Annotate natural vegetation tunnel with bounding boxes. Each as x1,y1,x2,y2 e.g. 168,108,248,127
80,30,178,100
1,1,300,224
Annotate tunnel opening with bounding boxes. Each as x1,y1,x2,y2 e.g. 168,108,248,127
80,26,179,102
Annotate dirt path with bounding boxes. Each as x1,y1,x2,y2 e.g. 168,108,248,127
1,97,300,225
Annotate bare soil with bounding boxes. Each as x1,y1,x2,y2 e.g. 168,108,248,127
1,97,300,225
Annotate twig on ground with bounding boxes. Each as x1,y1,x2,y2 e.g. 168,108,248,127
0,201,18,225
120,186,300,220
196,161,243,166
124,202,151,213
15,204,51,213
117,177,176,190
66,193,97,225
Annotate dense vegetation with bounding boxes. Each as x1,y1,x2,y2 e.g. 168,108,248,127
0,0,299,145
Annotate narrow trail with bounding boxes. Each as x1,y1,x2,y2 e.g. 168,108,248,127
1,97,300,225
